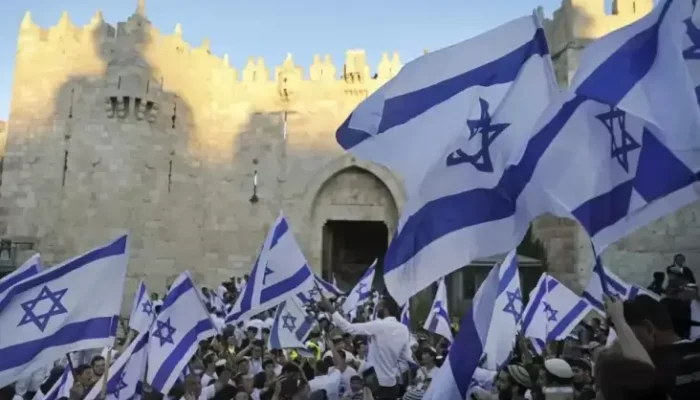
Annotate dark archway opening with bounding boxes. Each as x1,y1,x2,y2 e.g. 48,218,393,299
322,220,388,291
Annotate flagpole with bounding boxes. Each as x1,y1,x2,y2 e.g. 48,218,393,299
100,350,112,398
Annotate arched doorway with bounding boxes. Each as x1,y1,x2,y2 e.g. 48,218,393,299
309,165,400,290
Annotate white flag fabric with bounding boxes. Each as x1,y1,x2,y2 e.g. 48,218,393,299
128,281,155,333
40,364,73,400
85,331,149,400
341,261,376,317
521,274,592,351
226,213,315,324
482,250,522,370
422,260,501,400
423,278,453,342
268,296,316,350
508,0,700,257
0,235,128,388
147,271,216,394
583,257,660,314
378,13,558,305
400,303,411,328
0,254,41,302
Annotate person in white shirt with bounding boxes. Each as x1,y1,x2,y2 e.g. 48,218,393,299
308,339,344,400
318,295,413,400
323,335,356,365
414,347,438,388
248,343,265,376
181,370,230,400
200,353,218,387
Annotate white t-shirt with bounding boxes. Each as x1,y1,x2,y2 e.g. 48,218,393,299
323,349,356,363
329,366,358,397
308,369,342,400
179,384,216,400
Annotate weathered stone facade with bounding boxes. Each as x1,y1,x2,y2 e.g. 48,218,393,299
0,0,691,309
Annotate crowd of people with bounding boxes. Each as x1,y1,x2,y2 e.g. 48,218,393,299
3,255,700,400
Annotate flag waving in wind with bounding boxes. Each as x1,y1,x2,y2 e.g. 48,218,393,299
84,331,149,400
129,281,155,333
0,235,128,388
226,213,315,324
147,271,216,394
297,275,343,305
424,278,453,342
583,257,659,314
342,261,376,317
400,303,411,328
0,254,41,303
482,250,522,370
374,13,558,305
422,258,502,400
40,364,73,400
268,296,316,351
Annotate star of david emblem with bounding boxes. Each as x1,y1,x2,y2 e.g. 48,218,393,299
542,302,558,322
152,317,177,346
502,289,523,322
262,266,274,286
683,14,700,60
141,300,154,317
445,98,511,172
282,312,297,332
595,107,641,173
355,282,368,296
308,285,321,298
108,369,129,399
18,286,69,332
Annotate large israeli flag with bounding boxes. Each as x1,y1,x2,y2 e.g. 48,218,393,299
509,0,700,257
39,364,73,400
226,213,315,324
0,254,41,302
129,281,155,333
521,274,592,352
268,296,316,350
424,278,453,342
378,13,558,304
341,261,376,317
422,259,501,400
0,236,128,388
583,257,660,314
482,250,522,370
84,331,149,400
147,271,216,394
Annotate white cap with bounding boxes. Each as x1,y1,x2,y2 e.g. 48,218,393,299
544,358,574,379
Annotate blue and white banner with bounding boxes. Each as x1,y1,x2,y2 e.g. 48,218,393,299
0,254,41,303
424,278,453,342
583,257,660,314
0,236,128,388
400,303,411,328
342,261,376,317
40,364,73,400
297,275,343,304
85,331,149,400
147,271,216,394
128,281,155,334
482,250,522,370
376,13,558,305
226,213,315,323
423,257,501,400
268,296,316,350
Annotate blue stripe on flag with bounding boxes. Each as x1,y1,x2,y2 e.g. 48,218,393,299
161,277,194,312
295,317,315,342
150,319,212,390
0,236,127,312
0,316,118,370
270,219,289,249
269,302,284,349
261,265,312,303
336,28,549,149
547,300,590,340
0,263,39,297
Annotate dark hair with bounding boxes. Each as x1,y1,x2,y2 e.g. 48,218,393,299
596,354,665,400
74,364,92,376
281,362,300,376
660,297,691,339
91,355,105,366
40,367,66,394
316,357,331,376
279,377,307,400
203,353,217,366
623,295,674,331
380,295,400,319
253,372,267,389
263,359,275,369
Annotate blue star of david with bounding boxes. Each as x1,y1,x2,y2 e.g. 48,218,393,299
684,14,700,60
542,302,558,322
595,107,641,173
141,300,154,317
445,98,510,172
262,266,274,285
282,312,297,332
308,285,321,298
502,289,523,322
152,317,177,346
108,369,129,399
18,286,69,332
355,282,368,296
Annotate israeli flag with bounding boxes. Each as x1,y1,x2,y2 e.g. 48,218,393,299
40,364,73,400
379,14,558,305
297,275,343,304
268,296,316,350
84,331,149,400
128,281,155,333
0,235,128,388
400,303,411,328
509,0,700,257
521,274,592,351
482,250,522,370
583,257,660,314
147,271,216,394
424,278,453,342
0,254,41,302
422,258,501,400
226,213,315,324
341,261,376,317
